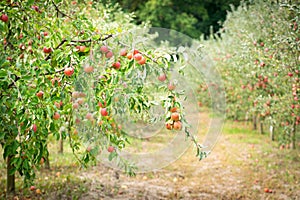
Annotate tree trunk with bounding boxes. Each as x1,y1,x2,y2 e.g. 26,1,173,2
253,115,257,130
6,155,15,197
291,121,296,150
45,151,50,170
270,125,274,141
260,120,264,134
58,132,63,154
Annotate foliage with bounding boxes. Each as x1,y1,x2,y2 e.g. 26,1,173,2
198,0,300,146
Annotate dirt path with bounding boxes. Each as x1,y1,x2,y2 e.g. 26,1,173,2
74,116,300,200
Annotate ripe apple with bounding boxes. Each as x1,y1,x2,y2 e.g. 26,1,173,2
158,73,167,82
86,112,93,120
168,83,176,90
30,186,36,191
78,46,86,52
36,91,44,98
171,112,180,121
100,46,108,53
173,121,182,130
77,98,84,105
165,122,173,130
105,51,113,58
260,62,265,67
19,43,25,50
1,14,8,22
170,107,178,113
72,91,79,98
43,32,48,37
134,53,142,61
138,57,146,65
36,188,41,194
40,157,45,165
260,42,264,47
101,108,108,116
64,67,74,76
53,112,60,120
32,124,37,132
107,146,114,153
73,102,79,109
43,47,52,53
133,49,139,55
127,53,133,60
288,72,293,77
84,65,94,73
54,101,61,108
120,48,127,56
112,62,121,70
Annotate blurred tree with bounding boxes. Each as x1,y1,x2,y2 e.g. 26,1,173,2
101,0,241,38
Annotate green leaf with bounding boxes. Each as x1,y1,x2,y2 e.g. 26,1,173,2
27,0,34,6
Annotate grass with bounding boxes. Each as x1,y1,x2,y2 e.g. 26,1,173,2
0,112,299,199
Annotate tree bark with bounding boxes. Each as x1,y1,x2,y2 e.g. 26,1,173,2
59,133,63,154
6,155,15,197
253,115,257,130
291,121,296,150
260,120,264,134
270,125,274,141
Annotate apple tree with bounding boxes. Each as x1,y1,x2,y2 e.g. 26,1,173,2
0,0,205,196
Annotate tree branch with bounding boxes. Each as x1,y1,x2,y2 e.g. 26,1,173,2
52,0,73,19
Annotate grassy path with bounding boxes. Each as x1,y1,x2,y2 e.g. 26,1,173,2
0,112,299,199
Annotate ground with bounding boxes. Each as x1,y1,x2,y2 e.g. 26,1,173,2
0,112,299,200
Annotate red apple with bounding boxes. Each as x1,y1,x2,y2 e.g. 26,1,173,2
168,83,176,91
138,56,146,65
158,73,167,82
133,49,139,55
107,146,114,153
43,47,52,53
53,112,60,120
101,108,108,116
127,53,133,60
120,48,127,56
112,62,121,70
170,107,178,113
84,65,94,73
288,72,293,77
165,122,173,130
73,102,79,109
171,112,180,121
32,124,37,132
86,113,93,120
86,146,92,152
100,46,108,53
77,98,84,105
36,91,44,98
79,46,86,52
105,51,113,58
64,67,74,76
43,32,48,37
30,186,36,191
134,53,142,61
1,14,8,22
173,121,182,130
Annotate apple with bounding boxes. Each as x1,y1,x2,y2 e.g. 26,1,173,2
120,48,127,56
158,73,167,82
43,47,52,53
75,118,81,124
78,46,86,52
36,91,44,98
32,124,37,132
133,49,139,55
288,72,293,77
171,112,180,121
170,107,178,113
168,83,176,91
30,186,36,191
138,56,146,65
31,5,39,12
73,129,78,135
134,53,142,61
19,43,25,50
73,102,79,109
101,108,108,116
54,101,61,108
1,14,8,22
64,67,74,76
112,62,121,70
86,112,93,120
127,53,133,60
260,62,265,67
165,122,173,130
107,146,114,153
173,121,182,130
100,45,108,53
105,51,113,58
36,188,41,194
77,98,84,105
43,32,48,36
260,42,264,47
40,157,45,165
84,65,94,73
53,112,60,120
72,91,80,98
